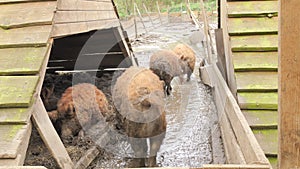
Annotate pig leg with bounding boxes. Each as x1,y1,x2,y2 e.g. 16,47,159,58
147,133,166,167
128,137,147,167
165,77,172,95
187,68,192,81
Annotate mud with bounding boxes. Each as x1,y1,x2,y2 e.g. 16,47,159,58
24,21,225,168
131,21,226,167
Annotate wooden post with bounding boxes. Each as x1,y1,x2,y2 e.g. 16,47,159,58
167,5,170,23
134,3,148,33
32,98,74,169
279,0,300,168
199,0,215,56
156,1,162,24
143,3,154,26
133,2,138,38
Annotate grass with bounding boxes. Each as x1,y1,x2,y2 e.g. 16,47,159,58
114,0,217,19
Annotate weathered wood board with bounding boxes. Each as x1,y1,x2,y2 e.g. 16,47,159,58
32,98,73,169
219,109,246,164
231,35,278,52
0,25,52,48
232,52,278,71
0,1,56,29
279,0,300,167
253,129,278,156
200,63,270,166
51,19,120,37
57,0,113,11
0,123,31,159
228,17,278,35
238,92,278,110
0,47,47,75
227,1,278,17
242,110,278,129
0,76,39,108
224,97,270,165
54,10,116,24
235,72,278,92
0,108,31,124
0,167,47,169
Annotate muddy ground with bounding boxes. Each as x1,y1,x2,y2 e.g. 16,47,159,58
24,19,225,168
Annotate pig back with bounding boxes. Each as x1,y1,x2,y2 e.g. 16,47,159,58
173,44,196,71
112,67,165,124
150,49,183,77
57,83,109,125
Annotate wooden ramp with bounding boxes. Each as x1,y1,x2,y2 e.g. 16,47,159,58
0,0,133,167
0,0,56,166
224,0,278,167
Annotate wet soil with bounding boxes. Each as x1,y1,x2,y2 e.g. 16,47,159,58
24,20,225,168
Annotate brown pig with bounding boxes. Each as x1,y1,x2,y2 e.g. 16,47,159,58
173,43,196,81
112,67,166,167
56,83,110,141
149,49,184,95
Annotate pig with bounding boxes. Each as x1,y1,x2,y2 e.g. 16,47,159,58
173,43,196,81
56,83,110,141
112,67,166,167
149,49,184,95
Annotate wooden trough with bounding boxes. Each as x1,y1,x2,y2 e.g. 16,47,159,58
0,0,135,168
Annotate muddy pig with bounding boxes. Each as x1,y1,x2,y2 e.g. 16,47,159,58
149,49,184,95
173,43,196,81
56,83,110,141
112,67,166,167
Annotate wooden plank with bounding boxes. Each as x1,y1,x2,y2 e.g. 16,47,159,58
215,29,228,82
227,1,278,17
232,52,278,71
200,65,245,164
219,109,246,164
253,129,278,156
0,76,39,108
279,0,300,167
112,26,135,66
238,92,278,110
0,167,46,169
0,47,48,75
51,19,120,38
74,146,99,169
242,110,278,129
32,97,73,169
0,0,55,4
202,164,270,169
0,167,47,169
228,17,278,35
224,96,270,165
0,25,52,48
220,0,238,99
235,72,278,92
0,1,56,29
54,10,117,24
0,123,32,166
57,0,114,11
213,64,269,164
231,35,278,52
0,108,31,124
0,124,31,159
200,63,270,165
47,54,130,70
